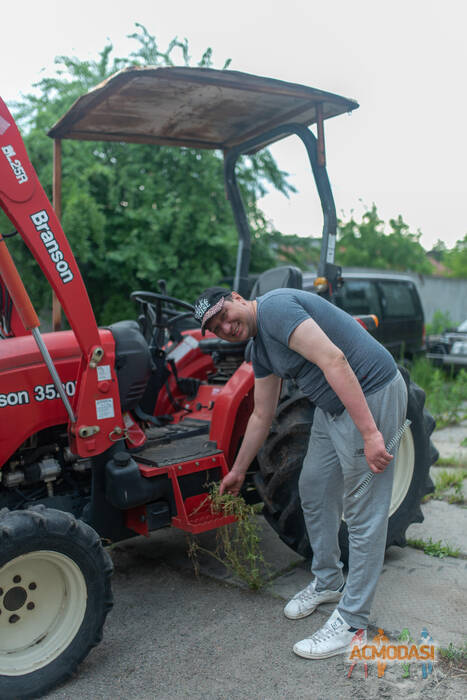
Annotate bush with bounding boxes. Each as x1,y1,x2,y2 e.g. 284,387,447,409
410,358,467,428
425,309,454,335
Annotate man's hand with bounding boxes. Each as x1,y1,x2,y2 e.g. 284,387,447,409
218,374,281,498
364,430,393,474
219,469,245,497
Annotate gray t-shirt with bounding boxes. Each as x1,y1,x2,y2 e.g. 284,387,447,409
251,289,396,413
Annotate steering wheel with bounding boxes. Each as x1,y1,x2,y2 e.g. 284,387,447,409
130,290,196,346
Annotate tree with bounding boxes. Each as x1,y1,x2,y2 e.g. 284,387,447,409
2,26,293,323
336,204,434,274
441,234,467,278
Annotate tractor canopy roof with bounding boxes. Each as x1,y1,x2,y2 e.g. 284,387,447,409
48,66,358,152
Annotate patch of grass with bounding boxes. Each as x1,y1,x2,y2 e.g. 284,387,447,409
187,483,270,590
424,469,467,504
407,536,460,558
439,642,467,673
425,310,454,336
435,456,467,469
461,437,467,448
410,358,467,428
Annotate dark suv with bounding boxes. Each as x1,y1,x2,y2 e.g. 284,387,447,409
303,271,425,360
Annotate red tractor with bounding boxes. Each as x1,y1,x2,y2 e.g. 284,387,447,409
0,68,437,698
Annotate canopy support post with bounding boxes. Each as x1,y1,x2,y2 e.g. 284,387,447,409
52,139,62,331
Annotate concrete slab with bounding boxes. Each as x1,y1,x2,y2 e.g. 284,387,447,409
111,511,467,650
46,549,465,700
431,420,467,463
371,545,467,646
406,499,467,555
260,523,467,648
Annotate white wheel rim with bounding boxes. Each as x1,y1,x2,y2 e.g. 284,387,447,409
0,550,87,676
389,429,415,516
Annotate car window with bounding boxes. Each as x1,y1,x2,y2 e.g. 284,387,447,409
378,281,420,319
335,280,382,317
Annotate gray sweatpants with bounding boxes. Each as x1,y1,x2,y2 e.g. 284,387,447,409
298,370,408,629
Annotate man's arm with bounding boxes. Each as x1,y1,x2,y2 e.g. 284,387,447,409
220,373,282,496
289,318,392,474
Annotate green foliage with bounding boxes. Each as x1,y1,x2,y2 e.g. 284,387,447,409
425,469,467,504
439,642,467,671
188,483,269,590
5,26,291,324
406,537,460,558
435,455,467,469
425,309,455,335
266,231,320,269
337,204,434,274
409,358,467,428
442,233,467,278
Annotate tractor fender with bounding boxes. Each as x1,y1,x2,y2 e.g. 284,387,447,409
209,361,255,466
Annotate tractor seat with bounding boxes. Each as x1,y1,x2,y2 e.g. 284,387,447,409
249,265,302,299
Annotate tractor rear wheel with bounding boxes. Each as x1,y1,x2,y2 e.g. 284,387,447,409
255,367,437,562
0,506,113,699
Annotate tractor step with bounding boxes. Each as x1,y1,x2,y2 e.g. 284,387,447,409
171,492,236,534
132,451,236,535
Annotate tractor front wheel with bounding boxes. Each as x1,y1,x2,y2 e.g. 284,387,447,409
0,506,113,699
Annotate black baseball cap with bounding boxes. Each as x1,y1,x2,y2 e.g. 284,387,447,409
194,287,231,335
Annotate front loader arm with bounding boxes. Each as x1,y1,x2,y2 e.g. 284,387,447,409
0,98,125,457
0,100,98,353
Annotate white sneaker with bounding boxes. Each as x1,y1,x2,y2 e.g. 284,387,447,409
293,608,367,659
284,579,344,620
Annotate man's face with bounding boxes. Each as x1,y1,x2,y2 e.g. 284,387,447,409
205,293,256,342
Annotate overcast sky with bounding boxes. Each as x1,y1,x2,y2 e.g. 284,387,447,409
2,0,466,250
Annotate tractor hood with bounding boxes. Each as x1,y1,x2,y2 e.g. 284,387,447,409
48,66,358,152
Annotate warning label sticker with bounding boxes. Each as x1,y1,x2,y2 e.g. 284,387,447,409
96,398,115,420
97,364,112,381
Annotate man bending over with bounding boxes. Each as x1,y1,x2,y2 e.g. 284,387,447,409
193,286,407,660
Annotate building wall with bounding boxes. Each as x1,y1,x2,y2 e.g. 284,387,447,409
411,274,467,325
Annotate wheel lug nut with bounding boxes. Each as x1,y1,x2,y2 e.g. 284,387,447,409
27,602,35,610
9,614,20,623
28,582,37,590
13,575,21,584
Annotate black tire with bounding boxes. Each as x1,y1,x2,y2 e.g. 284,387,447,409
0,506,113,700
255,367,438,563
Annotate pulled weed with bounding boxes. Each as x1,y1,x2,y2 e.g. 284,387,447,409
188,484,270,590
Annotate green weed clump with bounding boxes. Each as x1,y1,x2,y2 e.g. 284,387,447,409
439,642,467,672
410,358,467,428
188,484,269,590
425,310,454,336
435,456,467,469
407,536,460,558
433,469,467,504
